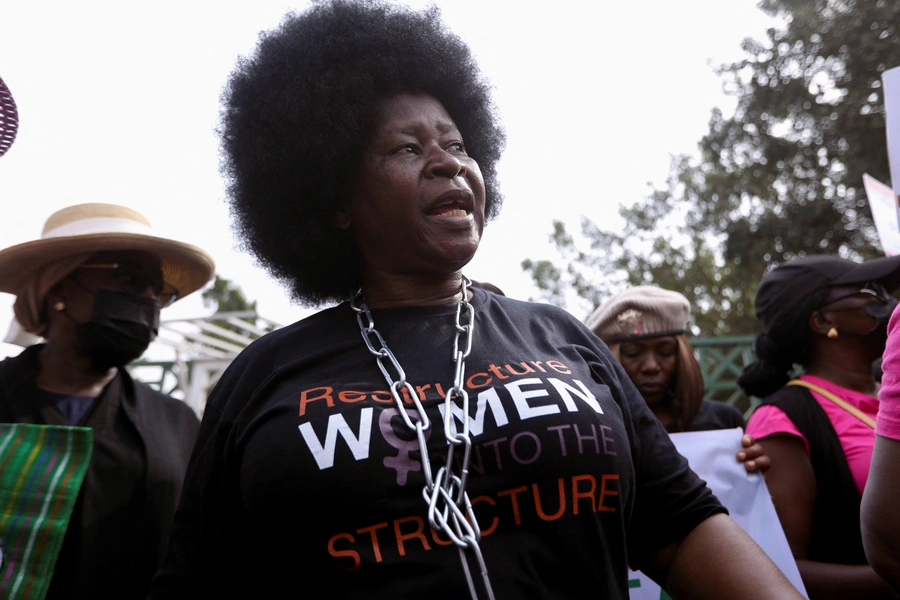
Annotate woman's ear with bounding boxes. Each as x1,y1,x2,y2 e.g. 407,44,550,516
44,284,68,315
809,309,834,335
45,283,65,305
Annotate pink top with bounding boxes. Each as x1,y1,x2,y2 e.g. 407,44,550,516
878,303,900,441
746,374,877,495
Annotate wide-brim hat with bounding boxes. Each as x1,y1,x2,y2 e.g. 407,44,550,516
0,203,215,302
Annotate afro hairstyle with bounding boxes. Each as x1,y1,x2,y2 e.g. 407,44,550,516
220,0,506,306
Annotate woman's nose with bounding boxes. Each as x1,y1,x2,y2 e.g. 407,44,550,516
425,147,466,179
641,356,661,373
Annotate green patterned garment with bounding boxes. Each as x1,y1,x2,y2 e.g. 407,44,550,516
0,424,92,600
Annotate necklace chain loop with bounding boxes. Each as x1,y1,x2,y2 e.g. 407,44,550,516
349,277,494,600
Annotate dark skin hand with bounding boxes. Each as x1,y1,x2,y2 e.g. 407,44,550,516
757,284,895,599
737,434,770,473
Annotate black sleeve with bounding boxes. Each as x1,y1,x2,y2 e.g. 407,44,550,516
688,400,747,432
159,394,201,459
722,402,747,430
590,345,726,571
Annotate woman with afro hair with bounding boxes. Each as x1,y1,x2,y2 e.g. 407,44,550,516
150,2,804,598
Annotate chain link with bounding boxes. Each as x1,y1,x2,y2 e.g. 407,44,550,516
349,277,494,600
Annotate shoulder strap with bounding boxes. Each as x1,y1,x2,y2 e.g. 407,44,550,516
786,379,876,428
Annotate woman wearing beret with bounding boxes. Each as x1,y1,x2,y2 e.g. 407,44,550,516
0,203,215,599
586,286,768,473
150,2,803,598
587,286,747,433
739,255,899,599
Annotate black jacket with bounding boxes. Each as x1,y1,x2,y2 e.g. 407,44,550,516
0,345,200,599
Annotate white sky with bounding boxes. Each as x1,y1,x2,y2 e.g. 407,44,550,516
0,0,776,359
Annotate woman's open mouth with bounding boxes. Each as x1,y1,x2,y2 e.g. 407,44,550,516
427,190,474,218
433,206,470,218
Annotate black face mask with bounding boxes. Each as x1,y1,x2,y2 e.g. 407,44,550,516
75,289,161,370
860,297,898,355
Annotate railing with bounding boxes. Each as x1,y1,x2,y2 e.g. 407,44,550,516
127,310,282,416
129,360,183,398
690,335,758,419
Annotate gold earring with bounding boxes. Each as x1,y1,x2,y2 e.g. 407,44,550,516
827,327,839,339
54,301,65,312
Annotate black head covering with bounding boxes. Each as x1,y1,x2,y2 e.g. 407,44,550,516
755,254,900,330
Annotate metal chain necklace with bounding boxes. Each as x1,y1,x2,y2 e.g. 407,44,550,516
350,276,495,600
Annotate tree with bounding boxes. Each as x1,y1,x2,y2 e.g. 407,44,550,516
525,0,900,336
202,275,257,313
200,275,273,345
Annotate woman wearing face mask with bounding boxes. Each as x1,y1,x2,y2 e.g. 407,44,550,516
0,203,215,599
586,286,767,471
738,255,900,600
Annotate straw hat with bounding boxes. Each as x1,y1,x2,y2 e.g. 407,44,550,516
0,203,215,302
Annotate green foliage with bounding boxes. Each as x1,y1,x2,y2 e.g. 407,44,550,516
524,0,900,335
202,275,257,314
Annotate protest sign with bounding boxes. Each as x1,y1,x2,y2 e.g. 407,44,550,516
627,428,808,599
863,174,900,256
883,67,900,205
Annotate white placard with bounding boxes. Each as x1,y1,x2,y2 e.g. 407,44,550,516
863,173,900,256
627,428,808,599
884,67,900,207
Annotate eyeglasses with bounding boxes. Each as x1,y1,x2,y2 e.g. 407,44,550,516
75,263,179,307
820,282,891,311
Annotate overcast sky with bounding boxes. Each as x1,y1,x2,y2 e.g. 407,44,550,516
0,0,776,359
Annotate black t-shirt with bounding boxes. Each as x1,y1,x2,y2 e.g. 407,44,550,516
151,290,723,599
667,399,746,434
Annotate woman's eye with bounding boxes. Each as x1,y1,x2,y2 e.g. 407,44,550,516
448,141,466,153
392,144,418,155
